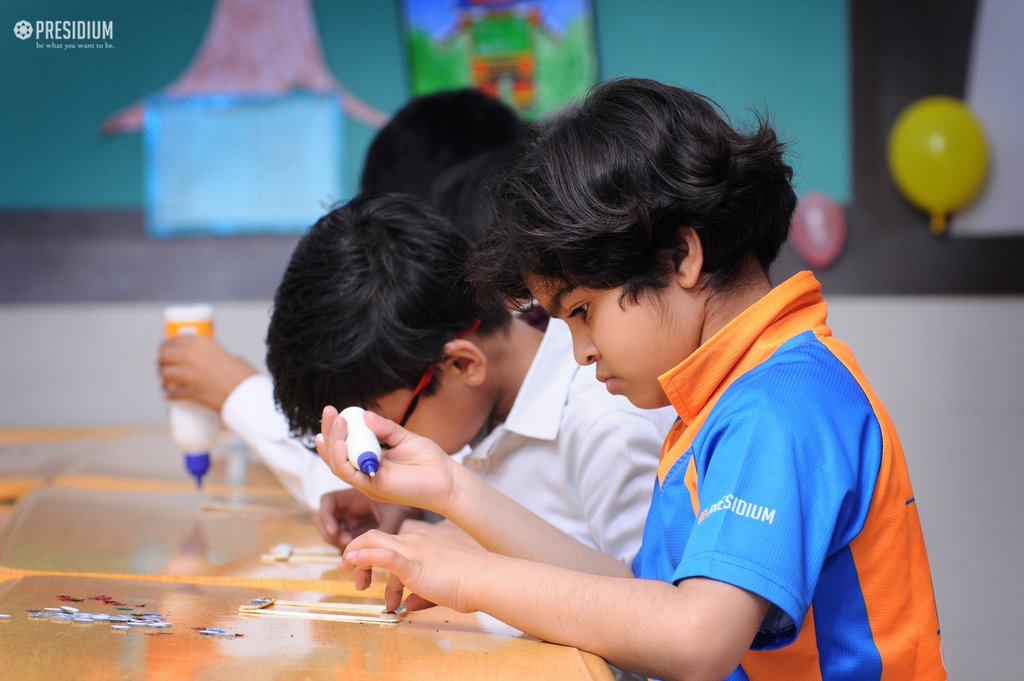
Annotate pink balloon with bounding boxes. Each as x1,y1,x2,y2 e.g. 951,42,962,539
790,192,847,270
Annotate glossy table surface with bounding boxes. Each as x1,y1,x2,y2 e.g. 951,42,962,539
0,430,614,680
0,574,612,681
0,429,289,500
0,485,371,592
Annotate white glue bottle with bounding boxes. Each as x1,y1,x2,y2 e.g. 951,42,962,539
164,304,222,489
339,406,381,477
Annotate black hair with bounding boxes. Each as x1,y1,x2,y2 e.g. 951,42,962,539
428,129,531,243
468,78,797,309
360,89,522,199
266,193,510,439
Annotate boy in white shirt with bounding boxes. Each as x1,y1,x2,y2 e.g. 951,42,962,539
264,192,675,563
157,89,524,511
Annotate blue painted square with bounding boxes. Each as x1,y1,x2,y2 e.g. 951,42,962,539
145,93,344,238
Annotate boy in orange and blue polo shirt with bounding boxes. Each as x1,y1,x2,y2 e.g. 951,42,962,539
633,270,942,678
312,78,946,681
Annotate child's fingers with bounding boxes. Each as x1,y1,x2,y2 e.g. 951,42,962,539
156,336,188,362
318,494,339,535
353,564,374,591
316,406,357,481
314,433,328,465
344,545,408,577
317,434,359,486
314,433,341,476
342,531,414,580
316,408,336,458
314,496,340,545
329,411,349,459
403,593,437,612
384,571,406,613
157,365,190,388
363,410,415,449
320,405,339,444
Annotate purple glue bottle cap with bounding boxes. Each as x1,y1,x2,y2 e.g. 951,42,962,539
185,453,211,488
357,451,379,477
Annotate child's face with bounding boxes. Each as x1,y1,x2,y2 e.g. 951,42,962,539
368,351,494,456
531,277,706,411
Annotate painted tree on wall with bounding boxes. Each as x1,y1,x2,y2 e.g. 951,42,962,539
101,0,387,135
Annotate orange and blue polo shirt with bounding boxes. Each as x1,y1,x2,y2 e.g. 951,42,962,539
631,272,945,681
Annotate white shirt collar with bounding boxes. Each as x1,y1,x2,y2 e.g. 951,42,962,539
500,318,578,441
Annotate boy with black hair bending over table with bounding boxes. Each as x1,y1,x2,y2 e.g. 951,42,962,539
317,78,946,681
265,192,674,566
156,88,524,512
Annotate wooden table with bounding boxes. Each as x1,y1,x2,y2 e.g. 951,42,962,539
0,437,98,501
0,574,612,681
51,430,291,497
0,430,615,679
0,486,371,593
0,429,289,500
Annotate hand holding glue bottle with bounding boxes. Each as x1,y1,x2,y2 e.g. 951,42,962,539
163,304,222,489
339,407,380,477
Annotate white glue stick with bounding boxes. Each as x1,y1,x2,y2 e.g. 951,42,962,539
339,407,381,477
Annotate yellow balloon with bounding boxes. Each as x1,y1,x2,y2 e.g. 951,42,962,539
887,96,988,234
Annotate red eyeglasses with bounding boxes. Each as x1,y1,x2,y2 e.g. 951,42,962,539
397,319,481,427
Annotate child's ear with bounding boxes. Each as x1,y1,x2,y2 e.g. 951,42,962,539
440,339,487,386
675,227,704,290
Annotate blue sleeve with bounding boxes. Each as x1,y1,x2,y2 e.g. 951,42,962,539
672,339,883,648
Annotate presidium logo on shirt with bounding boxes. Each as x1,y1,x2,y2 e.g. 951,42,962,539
698,494,777,525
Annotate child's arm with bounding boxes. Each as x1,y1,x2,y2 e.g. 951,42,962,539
344,527,770,681
317,406,632,578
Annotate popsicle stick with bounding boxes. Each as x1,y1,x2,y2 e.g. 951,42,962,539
260,553,341,565
199,501,307,516
263,542,342,564
291,547,341,556
239,597,404,624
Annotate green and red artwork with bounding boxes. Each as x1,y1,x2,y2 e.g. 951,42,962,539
402,0,598,119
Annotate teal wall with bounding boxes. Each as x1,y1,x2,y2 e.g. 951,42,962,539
0,0,848,209
596,0,850,203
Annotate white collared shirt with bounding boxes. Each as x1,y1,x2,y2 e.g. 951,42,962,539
221,374,347,509
457,319,677,564
222,321,676,564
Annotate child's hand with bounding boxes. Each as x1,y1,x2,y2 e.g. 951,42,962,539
315,488,423,550
400,518,482,551
316,406,461,516
158,335,256,411
342,526,489,614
